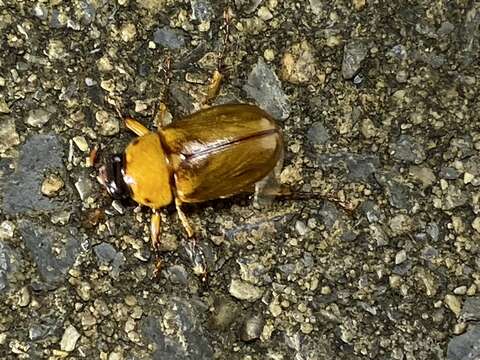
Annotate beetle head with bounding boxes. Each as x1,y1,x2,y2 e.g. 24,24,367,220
99,154,131,200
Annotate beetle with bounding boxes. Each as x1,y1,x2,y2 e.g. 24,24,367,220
99,103,284,248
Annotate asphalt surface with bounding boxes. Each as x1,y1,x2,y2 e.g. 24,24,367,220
1,1,480,359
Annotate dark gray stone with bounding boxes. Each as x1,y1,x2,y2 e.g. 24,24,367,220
19,220,81,287
141,299,213,360
153,27,186,49
391,135,426,164
316,152,380,183
190,0,213,22
447,325,480,360
439,167,460,180
307,122,330,145
0,241,21,293
2,134,65,215
460,296,480,322
342,40,368,79
93,243,117,265
243,58,290,120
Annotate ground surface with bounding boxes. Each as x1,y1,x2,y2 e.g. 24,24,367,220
1,1,480,359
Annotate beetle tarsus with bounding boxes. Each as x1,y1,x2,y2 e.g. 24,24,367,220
150,210,162,249
204,70,223,105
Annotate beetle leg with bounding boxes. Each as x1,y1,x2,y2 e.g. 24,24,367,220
125,118,150,136
203,8,231,105
150,210,162,249
175,198,194,238
153,55,173,129
254,146,284,207
204,70,223,105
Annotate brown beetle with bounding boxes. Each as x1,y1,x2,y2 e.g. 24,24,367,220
99,103,283,247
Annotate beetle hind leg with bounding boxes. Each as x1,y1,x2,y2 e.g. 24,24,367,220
254,148,285,207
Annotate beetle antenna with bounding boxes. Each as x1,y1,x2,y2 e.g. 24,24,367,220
153,53,173,128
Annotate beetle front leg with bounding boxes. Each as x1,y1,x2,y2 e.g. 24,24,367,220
150,210,162,249
125,118,150,137
175,198,194,238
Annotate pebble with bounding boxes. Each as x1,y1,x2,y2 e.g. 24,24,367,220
281,40,318,84
0,221,15,240
25,108,51,127
0,99,10,113
72,136,89,152
395,250,407,265
47,39,66,60
240,315,264,341
307,122,330,145
472,217,480,233
153,27,185,49
295,220,308,236
444,294,462,317
60,325,81,352
0,118,20,152
41,174,64,197
229,279,264,302
96,110,119,136
388,214,413,236
75,176,93,201
120,23,136,42
243,58,290,120
342,40,367,79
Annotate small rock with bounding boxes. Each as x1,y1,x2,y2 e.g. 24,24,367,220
281,40,318,84
409,166,436,188
41,174,64,197
460,296,480,322
95,111,119,136
75,176,93,201
243,58,290,120
191,0,214,21
389,214,413,236
60,325,81,352
0,221,15,240
391,135,426,164
240,315,264,342
25,108,51,127
307,122,330,145
445,294,462,317
257,6,273,21
120,23,136,42
395,250,407,265
72,136,89,152
0,118,20,152
229,279,264,302
0,99,10,113
472,217,480,233
353,0,366,11
342,40,367,79
447,325,480,360
47,39,66,60
454,286,467,296
94,243,117,265
295,220,308,236
153,27,185,49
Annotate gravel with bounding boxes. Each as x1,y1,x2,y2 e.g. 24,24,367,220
0,1,479,359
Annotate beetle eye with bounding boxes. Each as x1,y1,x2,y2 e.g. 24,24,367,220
100,154,131,200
